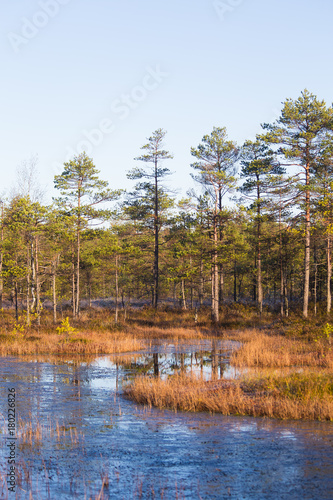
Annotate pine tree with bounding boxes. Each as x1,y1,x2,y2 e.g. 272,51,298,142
262,90,333,317
126,129,173,308
191,127,238,322
312,134,333,314
240,138,285,314
54,152,120,317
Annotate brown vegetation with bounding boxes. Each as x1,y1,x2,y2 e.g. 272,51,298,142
125,370,333,421
0,309,145,355
0,330,143,356
124,324,333,421
0,307,211,356
231,331,333,369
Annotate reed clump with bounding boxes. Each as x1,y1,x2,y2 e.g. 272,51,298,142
0,330,143,356
231,331,333,368
125,371,333,421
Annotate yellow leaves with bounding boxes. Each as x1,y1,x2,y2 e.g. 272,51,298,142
12,316,26,337
56,317,77,337
312,323,333,344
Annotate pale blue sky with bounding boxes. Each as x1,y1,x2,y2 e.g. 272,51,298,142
1,0,333,203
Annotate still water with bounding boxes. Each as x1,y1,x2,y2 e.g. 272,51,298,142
0,340,333,499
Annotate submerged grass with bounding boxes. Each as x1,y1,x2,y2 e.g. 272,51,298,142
17,416,83,448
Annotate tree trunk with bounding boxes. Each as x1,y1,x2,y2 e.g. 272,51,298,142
326,234,332,314
14,281,18,322
218,171,224,307
279,204,284,317
233,259,237,302
115,255,119,324
123,300,127,322
238,276,243,299
181,279,186,310
189,256,193,309
26,246,30,326
280,265,284,317
0,203,3,310
76,223,80,318
303,164,311,318
35,236,41,326
284,272,289,317
327,234,331,315
219,267,224,305
31,240,36,311
314,265,318,316
257,182,263,315
314,242,318,316
52,257,57,324
211,216,219,323
199,257,204,307
257,246,263,315
72,246,76,318
153,158,159,309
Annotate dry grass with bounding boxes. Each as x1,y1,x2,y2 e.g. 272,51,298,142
124,327,333,421
0,308,215,356
0,331,143,356
0,325,210,356
128,325,205,340
125,371,333,421
18,416,83,448
231,331,333,368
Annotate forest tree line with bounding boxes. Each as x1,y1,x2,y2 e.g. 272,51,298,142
2,89,333,323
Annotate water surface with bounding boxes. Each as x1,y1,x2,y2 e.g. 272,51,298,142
0,340,332,499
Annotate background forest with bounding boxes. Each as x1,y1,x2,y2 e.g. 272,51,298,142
3,90,333,324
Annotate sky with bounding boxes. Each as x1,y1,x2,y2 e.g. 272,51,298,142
1,0,333,204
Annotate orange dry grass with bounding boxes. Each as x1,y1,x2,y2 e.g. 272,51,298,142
132,325,205,340
231,331,333,368
0,318,212,357
125,329,333,421
125,373,333,421
18,417,82,447
0,331,143,356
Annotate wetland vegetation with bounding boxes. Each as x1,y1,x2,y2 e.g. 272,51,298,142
1,305,333,422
